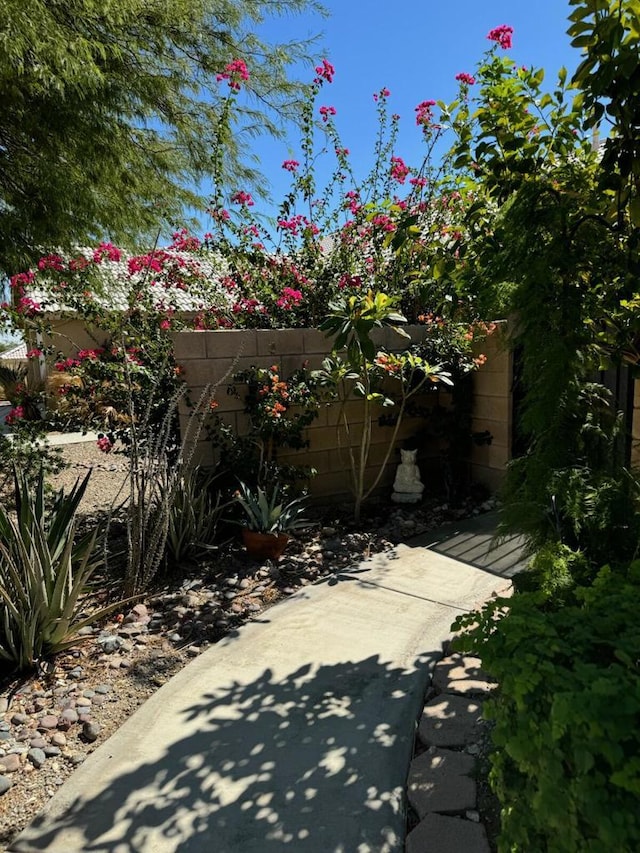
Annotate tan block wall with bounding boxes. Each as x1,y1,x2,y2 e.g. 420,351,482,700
469,324,512,492
173,324,514,500
39,316,514,496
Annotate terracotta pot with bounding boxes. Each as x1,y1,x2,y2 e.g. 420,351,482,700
242,529,290,560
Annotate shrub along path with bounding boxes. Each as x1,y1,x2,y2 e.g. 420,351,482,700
9,515,524,853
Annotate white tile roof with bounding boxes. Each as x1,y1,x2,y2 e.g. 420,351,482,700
27,249,232,315
0,341,27,360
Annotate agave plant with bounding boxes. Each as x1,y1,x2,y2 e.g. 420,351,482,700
0,468,116,672
234,482,309,535
162,465,229,568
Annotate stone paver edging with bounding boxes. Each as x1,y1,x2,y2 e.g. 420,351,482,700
405,650,498,853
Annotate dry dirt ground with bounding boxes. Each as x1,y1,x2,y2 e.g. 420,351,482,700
0,440,497,850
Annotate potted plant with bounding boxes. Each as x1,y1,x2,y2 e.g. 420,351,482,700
234,481,309,560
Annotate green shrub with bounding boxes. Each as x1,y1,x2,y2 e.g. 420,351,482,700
453,564,640,852
0,469,113,672
513,541,589,601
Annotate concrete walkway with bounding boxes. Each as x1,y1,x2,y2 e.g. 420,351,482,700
10,515,525,853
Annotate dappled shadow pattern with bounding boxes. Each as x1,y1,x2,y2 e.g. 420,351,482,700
13,654,437,852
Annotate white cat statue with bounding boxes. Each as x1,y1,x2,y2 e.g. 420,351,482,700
392,448,424,504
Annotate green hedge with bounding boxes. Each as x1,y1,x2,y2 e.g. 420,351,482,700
453,562,640,852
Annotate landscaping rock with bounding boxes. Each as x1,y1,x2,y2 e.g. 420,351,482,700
27,748,47,769
407,747,476,818
417,694,485,748
406,813,490,853
0,775,12,795
97,634,122,654
0,753,21,773
432,654,497,696
59,708,79,727
82,722,102,743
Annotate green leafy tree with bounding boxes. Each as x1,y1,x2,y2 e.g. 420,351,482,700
0,0,324,275
442,17,640,567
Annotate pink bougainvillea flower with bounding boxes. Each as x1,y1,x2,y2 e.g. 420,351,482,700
319,105,337,123
409,176,429,188
344,189,360,214
487,25,513,50
373,87,391,102
25,348,42,359
415,100,436,127
10,271,35,290
314,59,335,85
17,296,41,316
371,214,396,233
128,251,170,275
455,72,476,86
5,405,25,426
231,190,254,207
96,435,113,453
37,254,65,272
282,159,300,172
77,348,105,361
69,256,91,271
390,155,410,184
338,274,363,290
276,287,303,310
216,58,250,90
169,229,200,251
335,147,349,157
210,208,230,222
92,242,122,263
277,215,303,236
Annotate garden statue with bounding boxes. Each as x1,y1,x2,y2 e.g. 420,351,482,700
392,448,424,504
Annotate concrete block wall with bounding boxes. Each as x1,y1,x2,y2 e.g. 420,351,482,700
469,324,513,491
173,324,514,499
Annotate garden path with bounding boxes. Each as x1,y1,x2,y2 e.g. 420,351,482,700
10,515,524,853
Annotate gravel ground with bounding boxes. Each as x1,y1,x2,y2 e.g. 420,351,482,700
47,440,130,513
0,440,498,850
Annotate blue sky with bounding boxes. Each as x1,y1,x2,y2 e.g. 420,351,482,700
218,0,582,221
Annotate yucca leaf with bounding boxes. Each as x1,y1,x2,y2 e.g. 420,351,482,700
0,467,114,671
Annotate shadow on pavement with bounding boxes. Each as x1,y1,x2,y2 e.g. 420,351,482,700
13,654,437,853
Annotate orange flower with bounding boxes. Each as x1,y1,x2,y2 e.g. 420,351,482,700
209,399,219,410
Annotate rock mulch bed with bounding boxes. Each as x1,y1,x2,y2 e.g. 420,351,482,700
405,650,500,853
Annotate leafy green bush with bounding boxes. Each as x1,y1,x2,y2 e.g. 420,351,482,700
0,469,113,672
453,564,640,852
513,541,589,601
